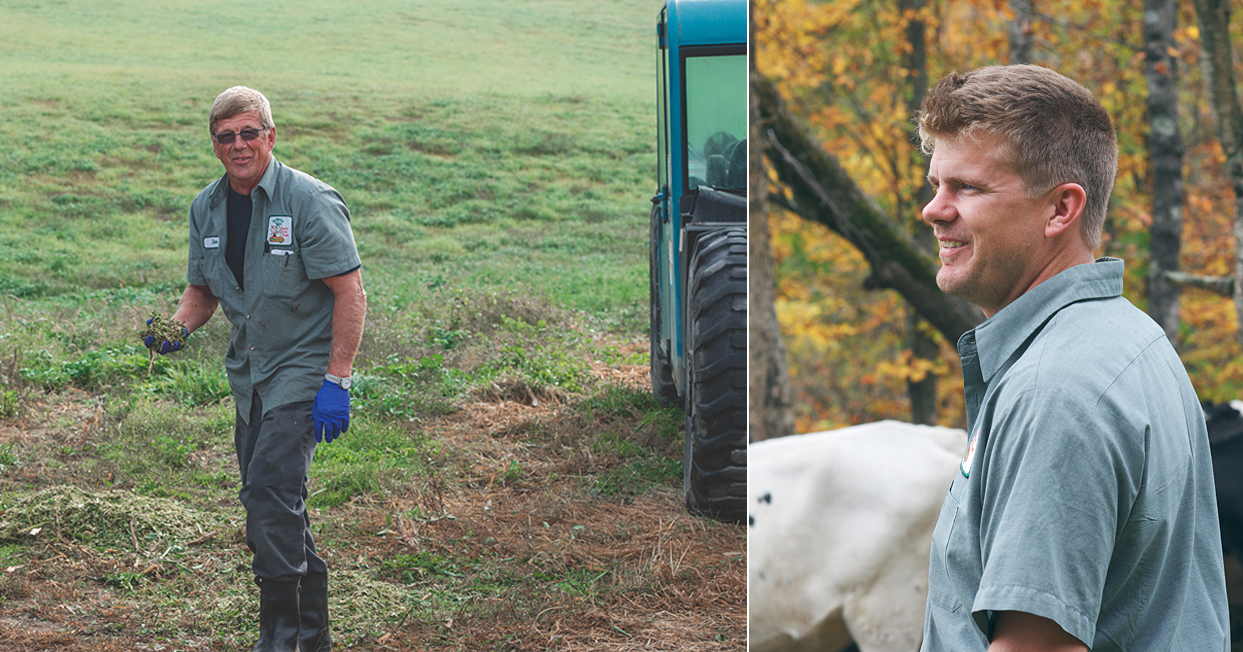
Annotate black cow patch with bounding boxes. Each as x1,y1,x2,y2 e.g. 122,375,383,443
1204,401,1243,446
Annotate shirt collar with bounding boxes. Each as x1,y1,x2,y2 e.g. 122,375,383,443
209,156,280,208
253,155,280,198
965,257,1124,382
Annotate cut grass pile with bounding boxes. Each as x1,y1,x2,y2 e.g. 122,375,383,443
0,485,220,546
211,570,413,644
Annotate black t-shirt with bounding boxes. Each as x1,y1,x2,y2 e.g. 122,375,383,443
226,186,253,291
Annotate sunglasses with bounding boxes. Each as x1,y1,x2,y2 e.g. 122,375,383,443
213,126,268,145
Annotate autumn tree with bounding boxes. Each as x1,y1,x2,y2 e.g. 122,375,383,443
756,0,1243,430
756,0,1012,429
1188,0,1243,353
1144,0,1185,345
750,2,796,442
1009,0,1035,64
898,0,942,424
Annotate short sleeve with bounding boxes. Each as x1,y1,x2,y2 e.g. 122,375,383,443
186,204,208,286
297,186,360,280
972,388,1144,647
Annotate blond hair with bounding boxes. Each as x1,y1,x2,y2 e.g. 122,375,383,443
917,65,1118,250
209,86,275,135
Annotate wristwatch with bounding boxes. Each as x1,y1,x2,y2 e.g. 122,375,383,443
325,373,353,390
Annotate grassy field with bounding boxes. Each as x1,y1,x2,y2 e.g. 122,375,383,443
0,0,654,320
0,1,745,650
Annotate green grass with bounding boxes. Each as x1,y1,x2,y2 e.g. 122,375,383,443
0,0,653,326
0,0,664,499
141,359,232,406
0,1,650,98
0,1,731,648
307,419,431,508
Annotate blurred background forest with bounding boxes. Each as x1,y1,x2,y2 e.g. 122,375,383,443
752,0,1243,434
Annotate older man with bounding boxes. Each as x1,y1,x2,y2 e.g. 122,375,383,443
145,86,365,652
917,65,1228,651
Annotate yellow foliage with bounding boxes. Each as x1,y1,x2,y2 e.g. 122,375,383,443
759,0,1243,428
875,350,943,384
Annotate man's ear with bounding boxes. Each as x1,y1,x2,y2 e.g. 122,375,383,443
1045,183,1087,239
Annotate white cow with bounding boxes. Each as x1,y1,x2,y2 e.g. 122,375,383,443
748,421,967,652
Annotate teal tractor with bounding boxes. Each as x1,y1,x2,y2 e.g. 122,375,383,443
650,0,747,523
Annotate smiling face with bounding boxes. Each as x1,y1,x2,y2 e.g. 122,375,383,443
922,135,1057,317
211,111,275,196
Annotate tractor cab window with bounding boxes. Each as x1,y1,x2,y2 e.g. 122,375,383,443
684,52,746,193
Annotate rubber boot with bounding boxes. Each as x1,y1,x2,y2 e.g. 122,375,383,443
299,572,332,651
254,577,300,652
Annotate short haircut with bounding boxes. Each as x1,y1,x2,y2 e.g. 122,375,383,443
917,65,1118,250
209,86,275,135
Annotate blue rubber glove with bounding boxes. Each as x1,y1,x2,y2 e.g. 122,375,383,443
312,379,350,444
144,320,189,355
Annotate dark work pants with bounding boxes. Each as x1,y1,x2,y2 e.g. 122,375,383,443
235,392,327,581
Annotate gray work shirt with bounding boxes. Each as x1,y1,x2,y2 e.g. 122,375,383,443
921,258,1229,651
186,157,360,423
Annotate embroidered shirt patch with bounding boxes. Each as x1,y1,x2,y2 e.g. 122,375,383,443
961,429,979,478
267,215,293,246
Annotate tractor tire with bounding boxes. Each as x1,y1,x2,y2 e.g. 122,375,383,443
682,226,747,523
649,202,678,403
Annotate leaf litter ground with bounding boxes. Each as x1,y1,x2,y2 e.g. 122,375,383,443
0,356,745,651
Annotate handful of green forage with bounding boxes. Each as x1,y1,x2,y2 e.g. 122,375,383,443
138,310,188,373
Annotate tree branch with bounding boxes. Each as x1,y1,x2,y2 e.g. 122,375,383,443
1162,271,1234,296
756,73,984,345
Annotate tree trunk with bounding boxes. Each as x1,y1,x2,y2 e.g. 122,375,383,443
1144,0,1185,345
900,0,937,425
1190,0,1243,353
748,17,796,442
1009,0,1035,64
755,74,985,347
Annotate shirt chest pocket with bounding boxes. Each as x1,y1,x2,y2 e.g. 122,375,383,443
928,489,964,612
260,250,310,299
